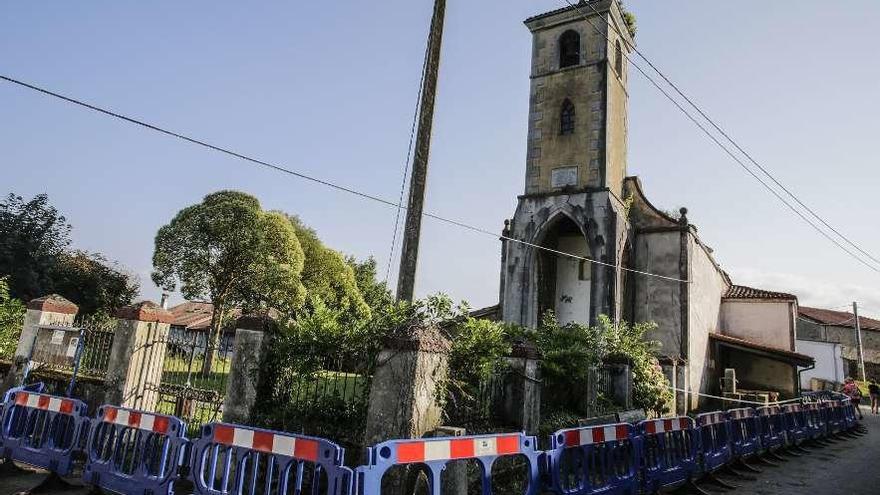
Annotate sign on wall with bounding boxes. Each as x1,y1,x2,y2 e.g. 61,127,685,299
551,166,578,188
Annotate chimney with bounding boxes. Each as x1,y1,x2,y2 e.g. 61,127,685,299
160,293,169,309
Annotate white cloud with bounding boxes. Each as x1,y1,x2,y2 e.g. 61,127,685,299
730,267,880,318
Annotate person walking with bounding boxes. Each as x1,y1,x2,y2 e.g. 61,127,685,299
869,379,880,415
843,377,865,419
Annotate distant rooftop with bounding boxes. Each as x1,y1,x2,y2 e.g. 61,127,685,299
799,306,880,332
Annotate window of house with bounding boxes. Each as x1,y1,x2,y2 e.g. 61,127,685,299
559,30,581,68
560,99,576,135
615,40,623,76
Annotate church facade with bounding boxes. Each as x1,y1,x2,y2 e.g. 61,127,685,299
490,0,813,412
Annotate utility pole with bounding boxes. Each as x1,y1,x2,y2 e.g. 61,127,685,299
396,0,447,302
854,301,867,382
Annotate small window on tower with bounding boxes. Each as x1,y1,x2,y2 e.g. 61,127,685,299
559,30,581,68
615,40,623,76
560,99,576,135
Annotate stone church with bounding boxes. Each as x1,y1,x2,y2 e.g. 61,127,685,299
479,0,814,412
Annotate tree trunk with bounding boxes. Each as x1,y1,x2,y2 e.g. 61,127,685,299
201,302,225,376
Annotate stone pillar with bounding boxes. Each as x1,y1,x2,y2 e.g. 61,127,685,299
364,324,451,446
607,361,633,410
676,363,689,415
1,295,78,393
222,313,277,424
503,339,542,434
104,302,172,411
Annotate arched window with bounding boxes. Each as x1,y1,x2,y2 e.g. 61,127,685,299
560,99,575,135
615,40,623,75
559,30,581,68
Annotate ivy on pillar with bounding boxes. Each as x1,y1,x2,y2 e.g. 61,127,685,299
104,301,173,410
1,295,78,393
222,312,278,425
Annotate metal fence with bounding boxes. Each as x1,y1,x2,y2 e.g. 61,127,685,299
27,317,115,380
149,331,234,437
257,348,375,454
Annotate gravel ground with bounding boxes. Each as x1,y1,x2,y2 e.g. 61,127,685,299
0,408,877,494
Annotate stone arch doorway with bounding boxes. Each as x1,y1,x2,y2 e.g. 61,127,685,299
535,213,593,326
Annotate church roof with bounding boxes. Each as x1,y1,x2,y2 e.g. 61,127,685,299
723,285,797,301
524,1,608,24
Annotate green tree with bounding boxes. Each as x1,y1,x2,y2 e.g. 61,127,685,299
152,191,306,373
285,215,370,320
50,250,139,317
0,193,137,315
0,193,72,301
0,277,25,359
347,256,394,314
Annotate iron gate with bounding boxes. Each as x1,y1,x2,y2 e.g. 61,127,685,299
142,329,234,437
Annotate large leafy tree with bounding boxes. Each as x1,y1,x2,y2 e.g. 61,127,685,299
0,193,138,315
50,251,139,317
0,193,72,301
152,191,306,372
285,215,370,321
0,277,25,359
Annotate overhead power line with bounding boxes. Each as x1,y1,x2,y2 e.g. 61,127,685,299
0,74,689,284
564,0,880,274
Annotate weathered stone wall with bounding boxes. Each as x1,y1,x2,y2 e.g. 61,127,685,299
687,235,729,409
631,230,682,356
523,0,630,196
501,190,625,328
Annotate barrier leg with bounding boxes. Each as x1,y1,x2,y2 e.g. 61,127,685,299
751,454,780,467
720,464,758,481
686,480,716,495
734,457,762,473
763,450,788,463
705,473,739,490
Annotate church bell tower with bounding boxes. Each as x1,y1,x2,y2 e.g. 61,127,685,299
499,0,634,328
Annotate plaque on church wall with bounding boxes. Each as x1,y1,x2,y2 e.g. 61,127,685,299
551,166,578,188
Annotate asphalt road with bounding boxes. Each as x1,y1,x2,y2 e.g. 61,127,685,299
0,408,878,494
718,406,880,495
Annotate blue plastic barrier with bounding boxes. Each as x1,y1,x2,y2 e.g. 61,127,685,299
84,405,188,495
780,404,807,445
356,432,540,495
803,403,825,439
546,423,639,495
0,389,89,476
756,406,785,452
191,423,352,495
695,411,731,473
637,417,699,493
728,408,761,460
840,399,857,430
824,401,845,434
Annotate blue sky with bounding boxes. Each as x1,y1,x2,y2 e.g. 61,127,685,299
2,1,879,315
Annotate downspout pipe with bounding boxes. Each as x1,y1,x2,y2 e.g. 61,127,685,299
798,363,816,395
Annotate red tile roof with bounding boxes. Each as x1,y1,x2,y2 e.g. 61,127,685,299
723,285,797,301
168,301,241,331
799,306,880,332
